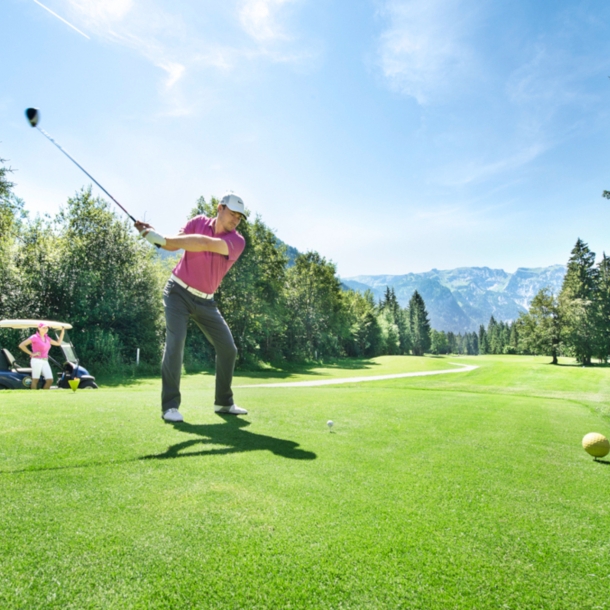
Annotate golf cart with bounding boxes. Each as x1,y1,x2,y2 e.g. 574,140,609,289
0,319,98,390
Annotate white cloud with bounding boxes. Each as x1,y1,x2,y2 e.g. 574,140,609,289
239,0,296,42
376,1,610,190
506,43,607,116
32,0,90,39
68,0,133,24
50,0,308,114
158,61,186,89
376,0,480,105
65,0,189,96
441,142,549,187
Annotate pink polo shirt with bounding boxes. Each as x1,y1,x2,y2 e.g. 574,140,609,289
29,333,52,358
172,215,245,294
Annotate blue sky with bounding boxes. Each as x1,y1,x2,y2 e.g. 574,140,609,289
2,0,610,277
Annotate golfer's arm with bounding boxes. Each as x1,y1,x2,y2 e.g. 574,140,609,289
18,339,33,356
164,234,229,256
159,229,186,252
50,331,65,347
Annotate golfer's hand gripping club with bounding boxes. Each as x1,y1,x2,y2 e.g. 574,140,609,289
135,221,166,248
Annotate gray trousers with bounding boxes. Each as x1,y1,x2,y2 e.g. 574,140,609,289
162,279,237,412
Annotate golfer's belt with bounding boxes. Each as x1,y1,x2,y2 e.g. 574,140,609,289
170,274,214,299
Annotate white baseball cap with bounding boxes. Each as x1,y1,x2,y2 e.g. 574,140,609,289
220,193,246,218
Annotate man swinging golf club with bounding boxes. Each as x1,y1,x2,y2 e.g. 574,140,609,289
135,194,247,423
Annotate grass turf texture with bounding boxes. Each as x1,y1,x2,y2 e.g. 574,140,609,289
1,356,610,609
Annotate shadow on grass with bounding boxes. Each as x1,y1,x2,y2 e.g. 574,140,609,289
238,358,380,381
140,416,317,461
94,375,158,388
594,458,610,465
554,363,610,368
93,358,382,387
1,418,316,475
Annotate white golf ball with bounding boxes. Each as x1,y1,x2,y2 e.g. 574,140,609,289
327,420,334,428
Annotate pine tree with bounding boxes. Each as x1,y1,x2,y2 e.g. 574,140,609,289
478,325,488,355
559,239,598,365
378,287,410,354
408,291,431,356
380,286,400,318
447,331,457,354
507,321,519,354
595,254,610,362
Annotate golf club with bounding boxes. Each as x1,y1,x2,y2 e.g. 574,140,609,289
25,108,137,223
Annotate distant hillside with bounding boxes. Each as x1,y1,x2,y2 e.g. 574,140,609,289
342,265,566,333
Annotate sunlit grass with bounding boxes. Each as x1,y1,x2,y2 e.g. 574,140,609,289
1,355,609,608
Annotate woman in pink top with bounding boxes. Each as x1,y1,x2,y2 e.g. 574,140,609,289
18,323,65,389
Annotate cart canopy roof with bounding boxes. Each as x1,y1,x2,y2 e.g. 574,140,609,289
0,319,73,330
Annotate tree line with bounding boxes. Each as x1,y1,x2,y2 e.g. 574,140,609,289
429,238,610,365
515,238,610,365
0,163,434,374
3,158,606,372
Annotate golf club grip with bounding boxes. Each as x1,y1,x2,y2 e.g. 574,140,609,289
37,127,137,223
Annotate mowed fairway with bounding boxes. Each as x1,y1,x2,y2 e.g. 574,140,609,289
1,356,610,609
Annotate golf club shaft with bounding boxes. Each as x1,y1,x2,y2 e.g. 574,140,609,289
35,126,136,223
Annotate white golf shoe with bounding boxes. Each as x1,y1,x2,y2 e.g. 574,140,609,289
214,404,248,415
162,408,184,423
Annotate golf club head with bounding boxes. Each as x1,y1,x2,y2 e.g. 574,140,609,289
25,107,40,127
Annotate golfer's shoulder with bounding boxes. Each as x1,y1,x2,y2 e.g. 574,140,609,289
230,229,246,247
185,214,212,232
223,229,245,259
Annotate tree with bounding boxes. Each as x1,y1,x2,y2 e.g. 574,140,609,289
594,254,610,362
506,321,519,354
377,286,411,355
0,157,14,202
42,189,164,370
285,252,348,360
218,215,289,365
0,159,24,350
478,324,488,355
559,239,597,365
447,331,457,354
380,287,400,318
408,290,431,356
518,288,562,364
430,329,449,355
377,308,401,355
343,289,382,358
0,159,22,316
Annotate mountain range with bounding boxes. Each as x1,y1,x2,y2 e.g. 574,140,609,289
342,266,566,333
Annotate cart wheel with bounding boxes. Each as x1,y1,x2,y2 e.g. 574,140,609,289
79,380,98,390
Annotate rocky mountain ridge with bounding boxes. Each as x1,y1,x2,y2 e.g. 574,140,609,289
342,265,566,333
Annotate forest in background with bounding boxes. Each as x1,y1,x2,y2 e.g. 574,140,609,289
2,160,609,376
0,160,432,374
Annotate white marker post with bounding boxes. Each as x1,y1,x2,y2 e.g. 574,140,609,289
136,348,140,366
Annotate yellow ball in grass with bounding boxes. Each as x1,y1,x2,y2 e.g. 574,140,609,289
582,433,610,458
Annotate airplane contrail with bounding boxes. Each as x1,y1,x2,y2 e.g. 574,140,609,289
32,0,90,40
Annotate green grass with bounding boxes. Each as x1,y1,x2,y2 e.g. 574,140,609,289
1,355,610,609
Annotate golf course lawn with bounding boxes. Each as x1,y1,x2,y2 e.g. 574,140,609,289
1,355,610,609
